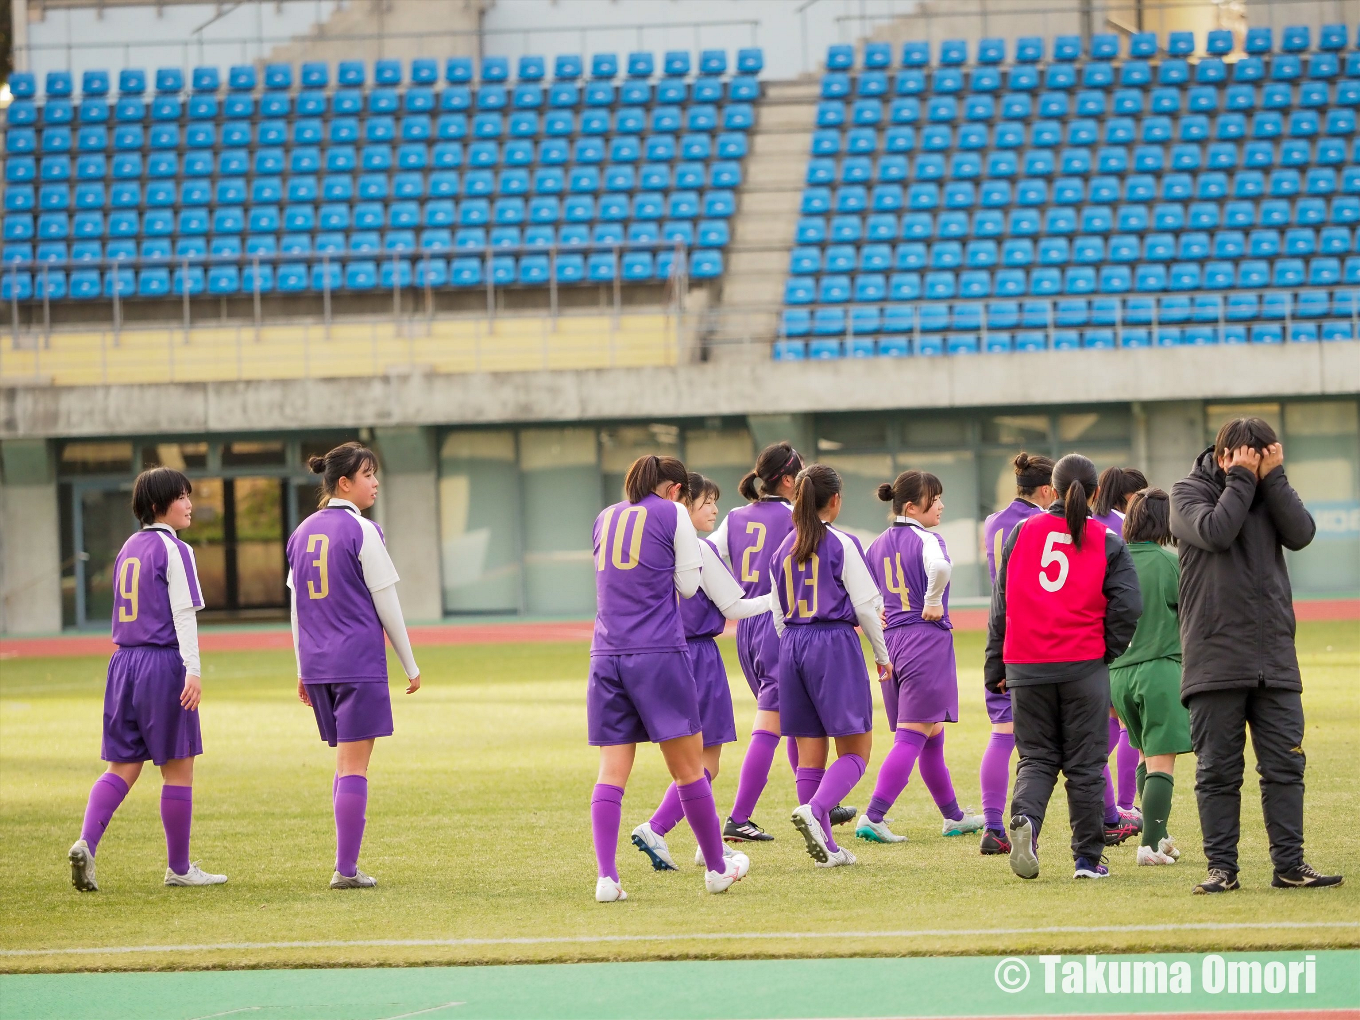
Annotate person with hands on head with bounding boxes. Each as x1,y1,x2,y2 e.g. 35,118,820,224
287,442,421,891
68,467,227,893
1171,418,1342,894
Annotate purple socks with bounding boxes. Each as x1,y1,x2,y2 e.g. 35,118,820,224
160,785,193,876
679,777,727,873
867,729,926,824
918,730,963,821
79,773,130,857
729,729,779,825
1116,726,1138,810
1103,717,1120,825
590,783,624,881
334,775,368,879
786,735,799,774
795,766,825,806
649,769,710,837
811,753,866,853
980,731,1015,831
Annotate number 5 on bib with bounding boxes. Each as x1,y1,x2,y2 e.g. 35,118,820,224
1038,532,1072,592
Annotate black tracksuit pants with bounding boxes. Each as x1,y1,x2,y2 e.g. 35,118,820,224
1187,685,1306,876
1009,667,1110,864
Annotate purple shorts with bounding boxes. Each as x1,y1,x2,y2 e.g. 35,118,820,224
102,645,202,766
688,636,737,747
308,680,394,746
777,623,873,739
986,686,1014,725
587,651,701,746
881,625,958,728
736,613,780,712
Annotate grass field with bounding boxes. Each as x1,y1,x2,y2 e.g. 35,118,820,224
1,622,1356,974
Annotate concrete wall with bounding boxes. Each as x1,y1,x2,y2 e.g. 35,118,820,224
0,440,63,635
372,426,443,623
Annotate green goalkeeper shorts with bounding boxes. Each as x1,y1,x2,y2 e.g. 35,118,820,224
1110,656,1193,758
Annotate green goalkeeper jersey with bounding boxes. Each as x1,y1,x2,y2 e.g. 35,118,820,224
1111,541,1182,668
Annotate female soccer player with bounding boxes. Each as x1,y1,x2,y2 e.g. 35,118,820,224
858,471,983,844
1094,465,1151,837
977,452,1054,856
68,467,226,892
631,473,772,871
589,456,749,901
287,442,421,891
771,464,890,869
1110,489,1192,866
984,453,1141,881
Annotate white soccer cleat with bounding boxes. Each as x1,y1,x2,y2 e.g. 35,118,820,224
854,814,907,843
68,839,97,893
1159,835,1181,861
703,851,750,893
791,804,830,864
630,822,678,872
329,868,377,889
942,809,986,837
815,846,858,869
1137,844,1177,866
694,843,738,866
1008,815,1039,880
165,863,228,887
594,876,627,902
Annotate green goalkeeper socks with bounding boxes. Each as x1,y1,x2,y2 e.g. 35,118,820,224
1136,761,1147,801
1140,771,1174,849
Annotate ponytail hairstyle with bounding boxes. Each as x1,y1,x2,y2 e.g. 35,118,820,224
877,469,943,517
308,441,378,508
1122,488,1173,546
1013,451,1055,496
1051,453,1100,548
683,471,721,509
738,442,804,502
791,464,841,566
623,455,689,504
1094,465,1150,517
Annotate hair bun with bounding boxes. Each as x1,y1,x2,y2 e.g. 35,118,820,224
876,482,895,501
1014,452,1032,470
307,454,327,474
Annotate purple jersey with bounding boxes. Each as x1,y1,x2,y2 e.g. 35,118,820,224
1092,508,1125,537
680,537,731,640
591,493,700,655
286,503,398,683
866,520,952,631
111,526,204,649
983,498,1044,586
719,499,793,598
770,526,870,627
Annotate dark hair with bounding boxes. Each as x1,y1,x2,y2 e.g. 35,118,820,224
1013,451,1055,495
877,470,943,517
308,441,378,508
738,442,804,502
1052,453,1100,548
1123,488,1172,545
1214,417,1278,462
623,455,689,504
1094,465,1149,517
132,467,192,526
683,471,720,509
791,464,841,566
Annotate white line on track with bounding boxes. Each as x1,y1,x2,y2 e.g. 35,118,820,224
2,920,1356,958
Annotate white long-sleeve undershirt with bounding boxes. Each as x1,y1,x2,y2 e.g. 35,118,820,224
697,539,770,620
898,516,953,608
289,584,419,680
171,602,200,676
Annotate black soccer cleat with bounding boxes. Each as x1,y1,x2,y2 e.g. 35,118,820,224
980,827,1011,856
1192,868,1241,895
1272,862,1344,890
829,804,857,827
723,816,774,842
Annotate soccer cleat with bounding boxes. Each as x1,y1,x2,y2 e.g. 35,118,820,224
941,808,986,837
630,822,678,872
694,843,738,866
68,840,98,893
1271,863,1344,890
329,868,377,889
1158,835,1181,861
594,876,627,902
855,814,907,844
815,846,858,869
790,804,830,864
1137,843,1177,866
1074,855,1110,879
1008,815,1039,880
1192,868,1240,894
704,851,750,893
723,816,774,842
165,863,228,887
979,828,1011,856
1104,809,1142,846
829,804,857,826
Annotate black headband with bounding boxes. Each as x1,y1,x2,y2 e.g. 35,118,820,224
1017,469,1052,488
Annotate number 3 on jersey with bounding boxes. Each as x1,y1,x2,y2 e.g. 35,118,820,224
306,534,330,599
1039,532,1072,592
596,505,648,571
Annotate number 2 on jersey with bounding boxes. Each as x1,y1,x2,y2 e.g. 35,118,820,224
306,534,330,599
1038,531,1072,592
739,522,766,584
596,505,648,571
116,557,141,622
883,553,911,611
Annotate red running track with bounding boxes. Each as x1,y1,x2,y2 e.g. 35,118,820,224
2,600,1355,660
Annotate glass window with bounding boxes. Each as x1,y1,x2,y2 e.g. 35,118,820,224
817,413,890,452
821,453,895,546
684,426,754,518
180,478,227,609
142,442,209,471
896,449,982,597
1282,401,1360,594
60,442,133,476
1059,407,1131,443
983,414,1050,445
300,433,362,467
519,427,598,615
1204,403,1281,444
904,414,970,447
222,441,286,467
439,430,521,614
599,424,679,502
232,477,286,607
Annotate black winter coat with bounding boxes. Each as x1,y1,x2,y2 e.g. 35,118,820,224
1170,447,1316,702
